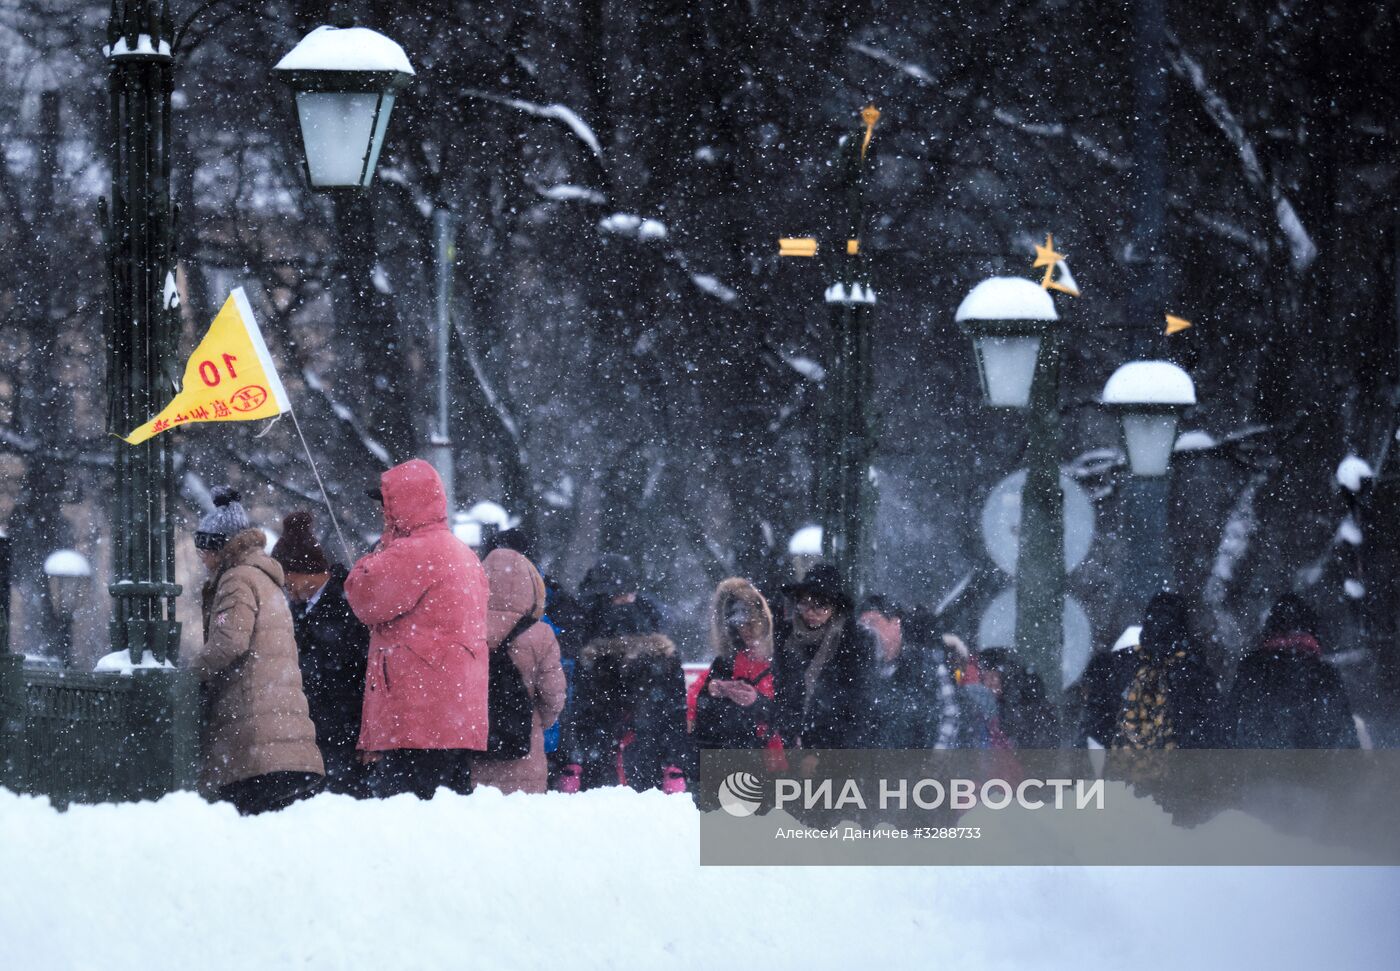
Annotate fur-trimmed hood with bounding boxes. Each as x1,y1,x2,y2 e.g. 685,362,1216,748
210,528,283,589
709,577,773,659
581,632,677,665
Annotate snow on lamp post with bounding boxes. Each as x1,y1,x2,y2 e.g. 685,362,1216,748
776,105,882,599
955,277,1060,409
274,24,415,190
44,549,92,667
1102,361,1196,477
453,501,519,549
786,524,823,583
958,276,1066,697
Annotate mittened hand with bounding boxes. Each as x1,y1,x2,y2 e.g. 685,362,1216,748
661,766,687,794
557,764,582,793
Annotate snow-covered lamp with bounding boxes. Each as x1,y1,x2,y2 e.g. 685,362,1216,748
43,549,92,620
453,501,519,548
463,501,519,532
274,25,414,189
1102,361,1197,477
955,277,1059,408
787,523,823,581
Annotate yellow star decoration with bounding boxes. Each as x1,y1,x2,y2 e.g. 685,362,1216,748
1165,314,1192,336
1032,234,1079,296
1033,233,1065,270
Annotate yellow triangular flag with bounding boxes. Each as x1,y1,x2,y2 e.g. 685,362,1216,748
1165,314,1192,336
122,288,290,445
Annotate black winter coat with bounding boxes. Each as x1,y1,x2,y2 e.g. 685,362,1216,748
774,616,874,749
568,632,692,790
290,567,370,768
1077,649,1143,747
1223,647,1358,749
693,655,778,750
862,639,961,749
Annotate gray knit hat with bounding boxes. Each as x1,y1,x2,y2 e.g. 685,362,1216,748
195,487,251,551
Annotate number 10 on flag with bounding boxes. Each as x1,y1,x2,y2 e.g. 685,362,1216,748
121,287,291,445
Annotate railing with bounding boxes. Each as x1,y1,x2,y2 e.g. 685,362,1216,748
0,652,197,807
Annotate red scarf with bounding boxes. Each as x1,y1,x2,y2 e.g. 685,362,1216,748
1264,633,1322,657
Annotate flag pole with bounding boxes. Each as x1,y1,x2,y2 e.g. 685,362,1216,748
287,407,354,565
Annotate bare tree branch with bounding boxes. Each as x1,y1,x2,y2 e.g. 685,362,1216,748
1164,32,1318,270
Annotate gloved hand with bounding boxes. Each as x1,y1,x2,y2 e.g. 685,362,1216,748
557,764,581,793
661,766,687,794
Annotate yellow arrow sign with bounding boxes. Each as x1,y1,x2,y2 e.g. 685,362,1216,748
122,288,290,445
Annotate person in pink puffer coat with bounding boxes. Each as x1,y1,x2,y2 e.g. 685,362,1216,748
346,459,489,798
471,549,567,794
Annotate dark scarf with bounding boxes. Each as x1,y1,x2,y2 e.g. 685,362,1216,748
786,615,845,719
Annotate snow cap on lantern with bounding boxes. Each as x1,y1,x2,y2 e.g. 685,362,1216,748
1102,360,1196,477
956,277,1059,408
274,25,415,189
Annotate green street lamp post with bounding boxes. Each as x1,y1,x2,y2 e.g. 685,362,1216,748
0,529,10,652
780,105,882,599
43,549,93,668
957,277,1065,691
101,0,183,668
0,4,415,803
1104,359,1196,603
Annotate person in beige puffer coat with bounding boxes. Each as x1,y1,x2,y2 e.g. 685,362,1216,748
471,548,567,794
187,488,324,814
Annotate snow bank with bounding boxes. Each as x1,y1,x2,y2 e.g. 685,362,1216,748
275,26,414,75
955,277,1057,321
1,787,1395,969
1103,360,1196,406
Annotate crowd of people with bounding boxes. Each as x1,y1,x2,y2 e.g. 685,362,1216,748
185,458,1364,815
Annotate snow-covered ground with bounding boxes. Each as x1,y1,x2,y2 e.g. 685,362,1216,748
1,786,1396,970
